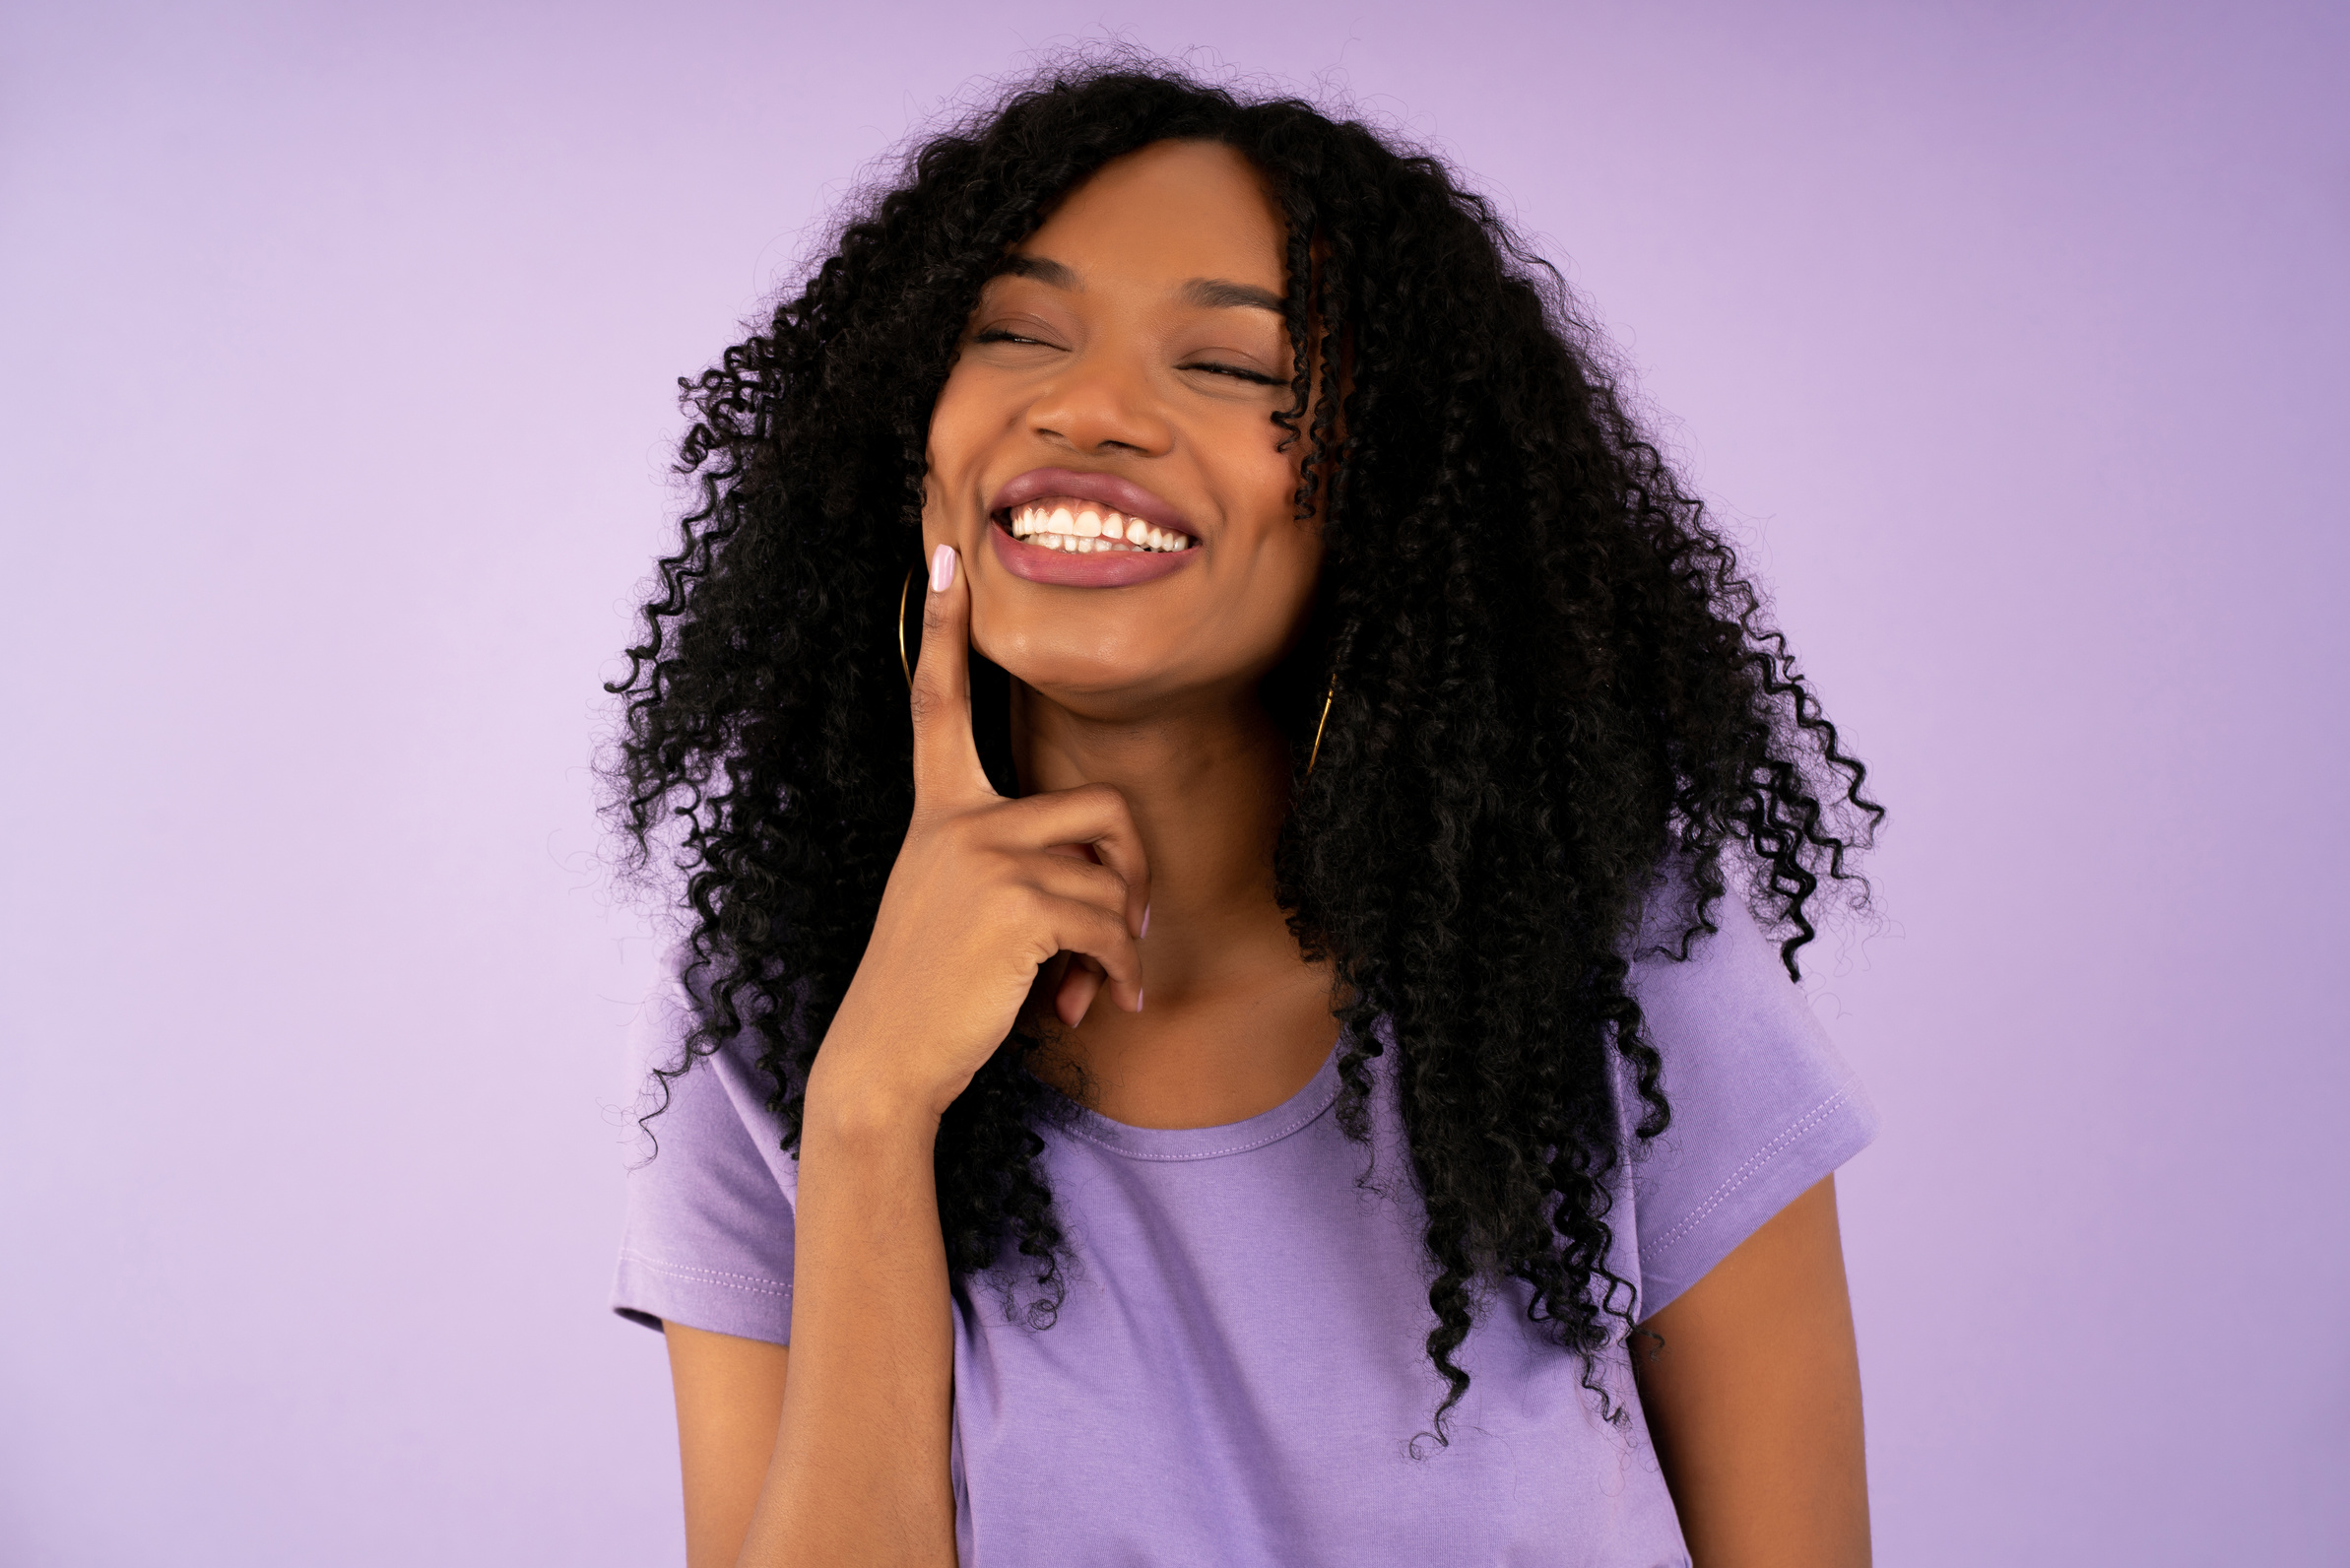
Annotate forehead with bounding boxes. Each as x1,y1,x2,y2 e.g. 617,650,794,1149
1017,140,1287,289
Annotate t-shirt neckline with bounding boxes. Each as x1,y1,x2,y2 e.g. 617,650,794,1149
1048,1043,1346,1163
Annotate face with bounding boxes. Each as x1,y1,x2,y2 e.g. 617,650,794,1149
922,139,1324,717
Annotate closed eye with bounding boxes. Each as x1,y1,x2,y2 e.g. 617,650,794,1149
974,328,1277,385
1182,360,1282,386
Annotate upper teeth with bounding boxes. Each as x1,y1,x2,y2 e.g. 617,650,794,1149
1007,500,1192,554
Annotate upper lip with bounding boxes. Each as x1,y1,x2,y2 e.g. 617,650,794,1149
988,468,1195,538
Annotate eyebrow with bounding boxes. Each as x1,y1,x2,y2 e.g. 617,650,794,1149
995,254,1286,315
1182,277,1285,314
999,254,1079,289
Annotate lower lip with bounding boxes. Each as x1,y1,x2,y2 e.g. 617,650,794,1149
987,520,1201,587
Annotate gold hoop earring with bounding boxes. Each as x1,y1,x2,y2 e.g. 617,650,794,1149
1305,678,1337,776
896,565,920,689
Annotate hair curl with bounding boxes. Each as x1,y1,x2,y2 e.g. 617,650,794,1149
607,56,1880,1443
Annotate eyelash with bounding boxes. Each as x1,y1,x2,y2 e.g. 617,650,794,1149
1193,362,1283,386
972,329,1281,386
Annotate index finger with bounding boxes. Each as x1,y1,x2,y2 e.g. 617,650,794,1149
909,544,991,806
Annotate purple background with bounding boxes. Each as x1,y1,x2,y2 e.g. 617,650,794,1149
3,2,2343,1562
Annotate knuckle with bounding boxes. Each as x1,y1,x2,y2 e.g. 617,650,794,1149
1098,785,1141,829
1071,860,1122,903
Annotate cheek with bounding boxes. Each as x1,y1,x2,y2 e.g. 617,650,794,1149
1200,414,1321,599
1267,529,1325,626
1259,442,1328,632
924,368,990,490
1240,421,1317,551
922,375,980,548
1227,489,1325,655
1205,413,1298,533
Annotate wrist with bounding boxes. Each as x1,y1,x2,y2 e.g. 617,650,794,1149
803,1050,947,1152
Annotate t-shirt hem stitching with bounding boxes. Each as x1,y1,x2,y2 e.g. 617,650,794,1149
1645,1080,1860,1258
618,1248,792,1299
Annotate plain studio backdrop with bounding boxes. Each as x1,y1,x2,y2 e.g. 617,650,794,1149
2,2,2343,1563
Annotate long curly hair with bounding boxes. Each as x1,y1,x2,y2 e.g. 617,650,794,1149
607,56,1880,1441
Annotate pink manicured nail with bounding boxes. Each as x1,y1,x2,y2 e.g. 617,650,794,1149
1134,987,1143,1013
930,544,956,593
1141,902,1151,939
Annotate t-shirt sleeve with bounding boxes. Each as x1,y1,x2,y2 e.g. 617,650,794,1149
609,954,800,1343
1623,885,1880,1319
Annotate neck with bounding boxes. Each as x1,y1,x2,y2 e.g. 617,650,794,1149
1011,679,1291,962
1008,678,1341,1128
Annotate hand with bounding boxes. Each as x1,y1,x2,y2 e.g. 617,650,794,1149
813,545,1150,1125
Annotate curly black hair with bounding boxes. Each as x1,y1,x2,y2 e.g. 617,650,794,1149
607,55,1880,1443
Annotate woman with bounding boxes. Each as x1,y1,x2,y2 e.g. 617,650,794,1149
609,61,1882,1567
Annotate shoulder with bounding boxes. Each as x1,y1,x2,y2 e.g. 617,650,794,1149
1617,860,1880,1316
1622,866,1833,1075
610,944,801,1343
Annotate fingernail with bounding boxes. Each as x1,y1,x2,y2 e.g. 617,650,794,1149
1135,987,1143,1013
1141,902,1151,939
930,544,956,593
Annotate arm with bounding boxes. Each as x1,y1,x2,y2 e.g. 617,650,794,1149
735,1090,958,1564
660,1110,956,1568
681,546,1148,1566
1632,1174,1870,1568
664,1325,788,1568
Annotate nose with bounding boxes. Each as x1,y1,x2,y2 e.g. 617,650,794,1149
1025,345,1174,459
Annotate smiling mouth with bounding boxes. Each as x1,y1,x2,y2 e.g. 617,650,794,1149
998,498,1196,555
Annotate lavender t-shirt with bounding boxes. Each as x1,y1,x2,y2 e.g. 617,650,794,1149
612,892,1878,1566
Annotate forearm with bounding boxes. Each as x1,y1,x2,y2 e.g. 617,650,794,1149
738,1063,957,1566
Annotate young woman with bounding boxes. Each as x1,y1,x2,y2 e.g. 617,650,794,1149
609,63,1882,1567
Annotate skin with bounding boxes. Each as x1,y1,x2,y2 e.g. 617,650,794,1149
661,139,1871,1567
1635,1175,1872,1566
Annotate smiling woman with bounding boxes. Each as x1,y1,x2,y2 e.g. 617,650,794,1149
606,59,1882,1568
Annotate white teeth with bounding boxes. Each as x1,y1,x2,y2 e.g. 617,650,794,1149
1006,498,1192,554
